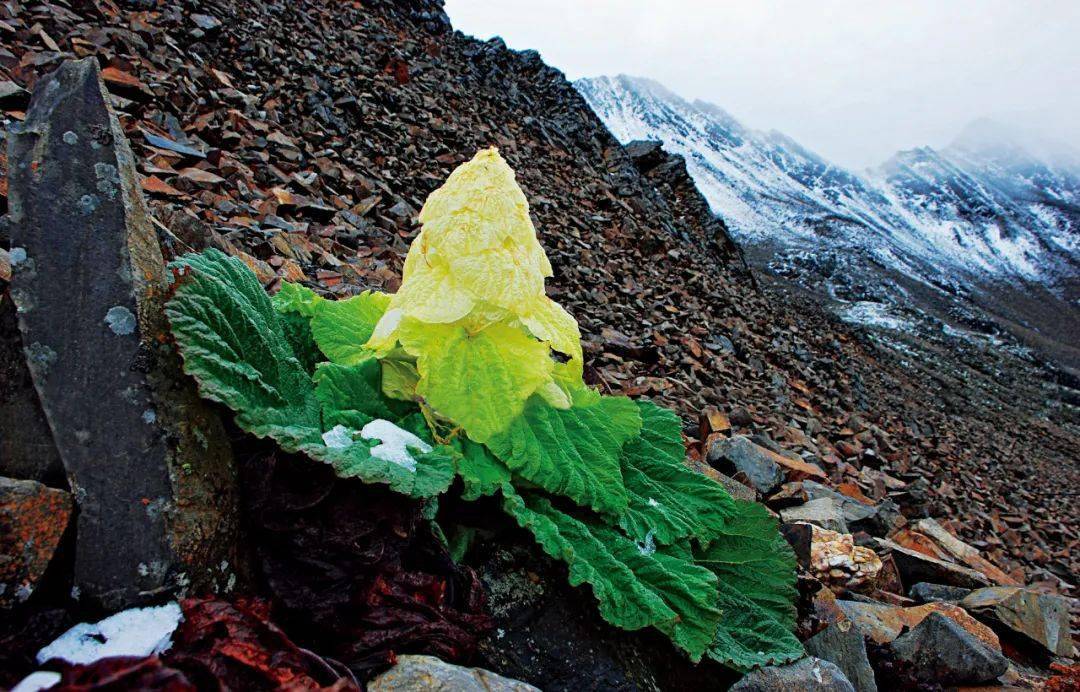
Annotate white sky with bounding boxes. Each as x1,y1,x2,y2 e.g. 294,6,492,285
444,1,1080,170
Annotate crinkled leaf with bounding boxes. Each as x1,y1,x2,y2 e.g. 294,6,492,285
380,353,420,402
502,490,723,661
280,311,322,374
619,401,738,545
397,319,553,443
302,415,456,498
313,359,413,429
311,291,391,365
487,396,640,515
272,280,323,317
166,249,322,444
695,500,802,671
453,438,511,501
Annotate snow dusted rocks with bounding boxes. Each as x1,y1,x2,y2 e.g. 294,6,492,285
7,58,244,608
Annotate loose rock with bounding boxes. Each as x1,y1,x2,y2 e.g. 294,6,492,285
730,656,855,691
368,655,539,692
889,611,1008,685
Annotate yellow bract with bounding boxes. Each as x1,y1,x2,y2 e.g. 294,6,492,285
368,147,585,440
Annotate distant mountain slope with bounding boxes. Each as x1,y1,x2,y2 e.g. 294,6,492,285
576,74,1080,368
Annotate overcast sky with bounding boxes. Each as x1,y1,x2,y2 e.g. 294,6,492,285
443,1,1080,170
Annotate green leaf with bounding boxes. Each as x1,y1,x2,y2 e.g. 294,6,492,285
619,401,737,545
454,438,512,501
166,249,322,444
273,281,324,317
487,396,640,515
302,429,456,499
502,489,723,661
280,310,322,374
694,500,802,671
311,290,392,365
313,359,413,429
397,319,553,443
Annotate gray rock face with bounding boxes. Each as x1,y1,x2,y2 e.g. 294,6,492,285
368,655,539,692
7,58,244,609
889,612,1008,685
780,498,849,533
804,622,877,692
707,435,784,494
730,656,855,691
802,481,902,537
876,539,990,590
908,582,972,604
961,586,1072,656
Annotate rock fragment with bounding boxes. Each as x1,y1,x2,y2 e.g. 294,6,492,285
0,477,72,607
730,656,855,691
960,586,1072,657
369,655,539,692
888,611,1008,685
707,435,784,494
804,621,877,692
7,58,243,609
808,525,882,591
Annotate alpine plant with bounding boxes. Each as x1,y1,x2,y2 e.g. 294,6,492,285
165,147,802,670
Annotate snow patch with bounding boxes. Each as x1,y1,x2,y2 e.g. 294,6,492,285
321,424,355,448
361,419,432,472
36,602,182,665
839,301,913,332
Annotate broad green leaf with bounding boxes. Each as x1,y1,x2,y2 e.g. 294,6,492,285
397,318,553,443
619,401,738,545
273,280,323,317
380,356,421,402
487,396,641,515
502,489,723,661
302,423,455,498
695,500,802,671
454,438,511,501
311,290,391,365
313,359,412,429
280,311,322,374
166,249,322,444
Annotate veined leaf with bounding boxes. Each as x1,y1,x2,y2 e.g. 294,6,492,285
310,290,391,365
313,359,412,429
454,438,512,501
397,318,553,443
166,249,322,444
695,500,802,671
502,489,723,661
487,396,640,515
272,280,323,317
619,401,738,545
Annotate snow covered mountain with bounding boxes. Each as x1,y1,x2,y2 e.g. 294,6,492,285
576,75,1080,366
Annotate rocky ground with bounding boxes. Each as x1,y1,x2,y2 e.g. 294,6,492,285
0,0,1076,689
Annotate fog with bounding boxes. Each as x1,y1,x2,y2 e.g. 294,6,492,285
444,1,1080,170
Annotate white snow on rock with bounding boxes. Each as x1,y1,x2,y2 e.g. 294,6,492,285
360,419,432,472
36,602,182,665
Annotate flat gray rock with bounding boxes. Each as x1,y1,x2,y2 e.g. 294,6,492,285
804,622,877,692
7,58,244,609
730,656,855,691
707,435,784,494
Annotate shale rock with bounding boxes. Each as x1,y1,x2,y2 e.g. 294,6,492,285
960,586,1072,657
803,621,877,692
7,58,243,609
730,656,855,691
369,655,539,692
0,477,72,607
889,611,1008,685
707,435,784,494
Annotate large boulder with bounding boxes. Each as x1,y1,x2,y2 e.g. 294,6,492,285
960,586,1072,657
7,58,245,609
888,611,1008,685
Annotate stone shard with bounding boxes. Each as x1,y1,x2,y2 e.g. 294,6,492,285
781,498,849,533
368,655,539,692
836,599,1001,652
960,586,1072,657
908,582,972,604
0,477,73,607
889,611,1008,685
7,58,244,609
707,435,785,494
730,656,855,692
802,481,903,537
804,621,878,692
876,538,991,590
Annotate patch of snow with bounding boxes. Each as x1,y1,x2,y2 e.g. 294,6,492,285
11,671,61,692
839,301,913,332
636,529,657,556
321,424,355,448
37,602,182,665
361,419,432,472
